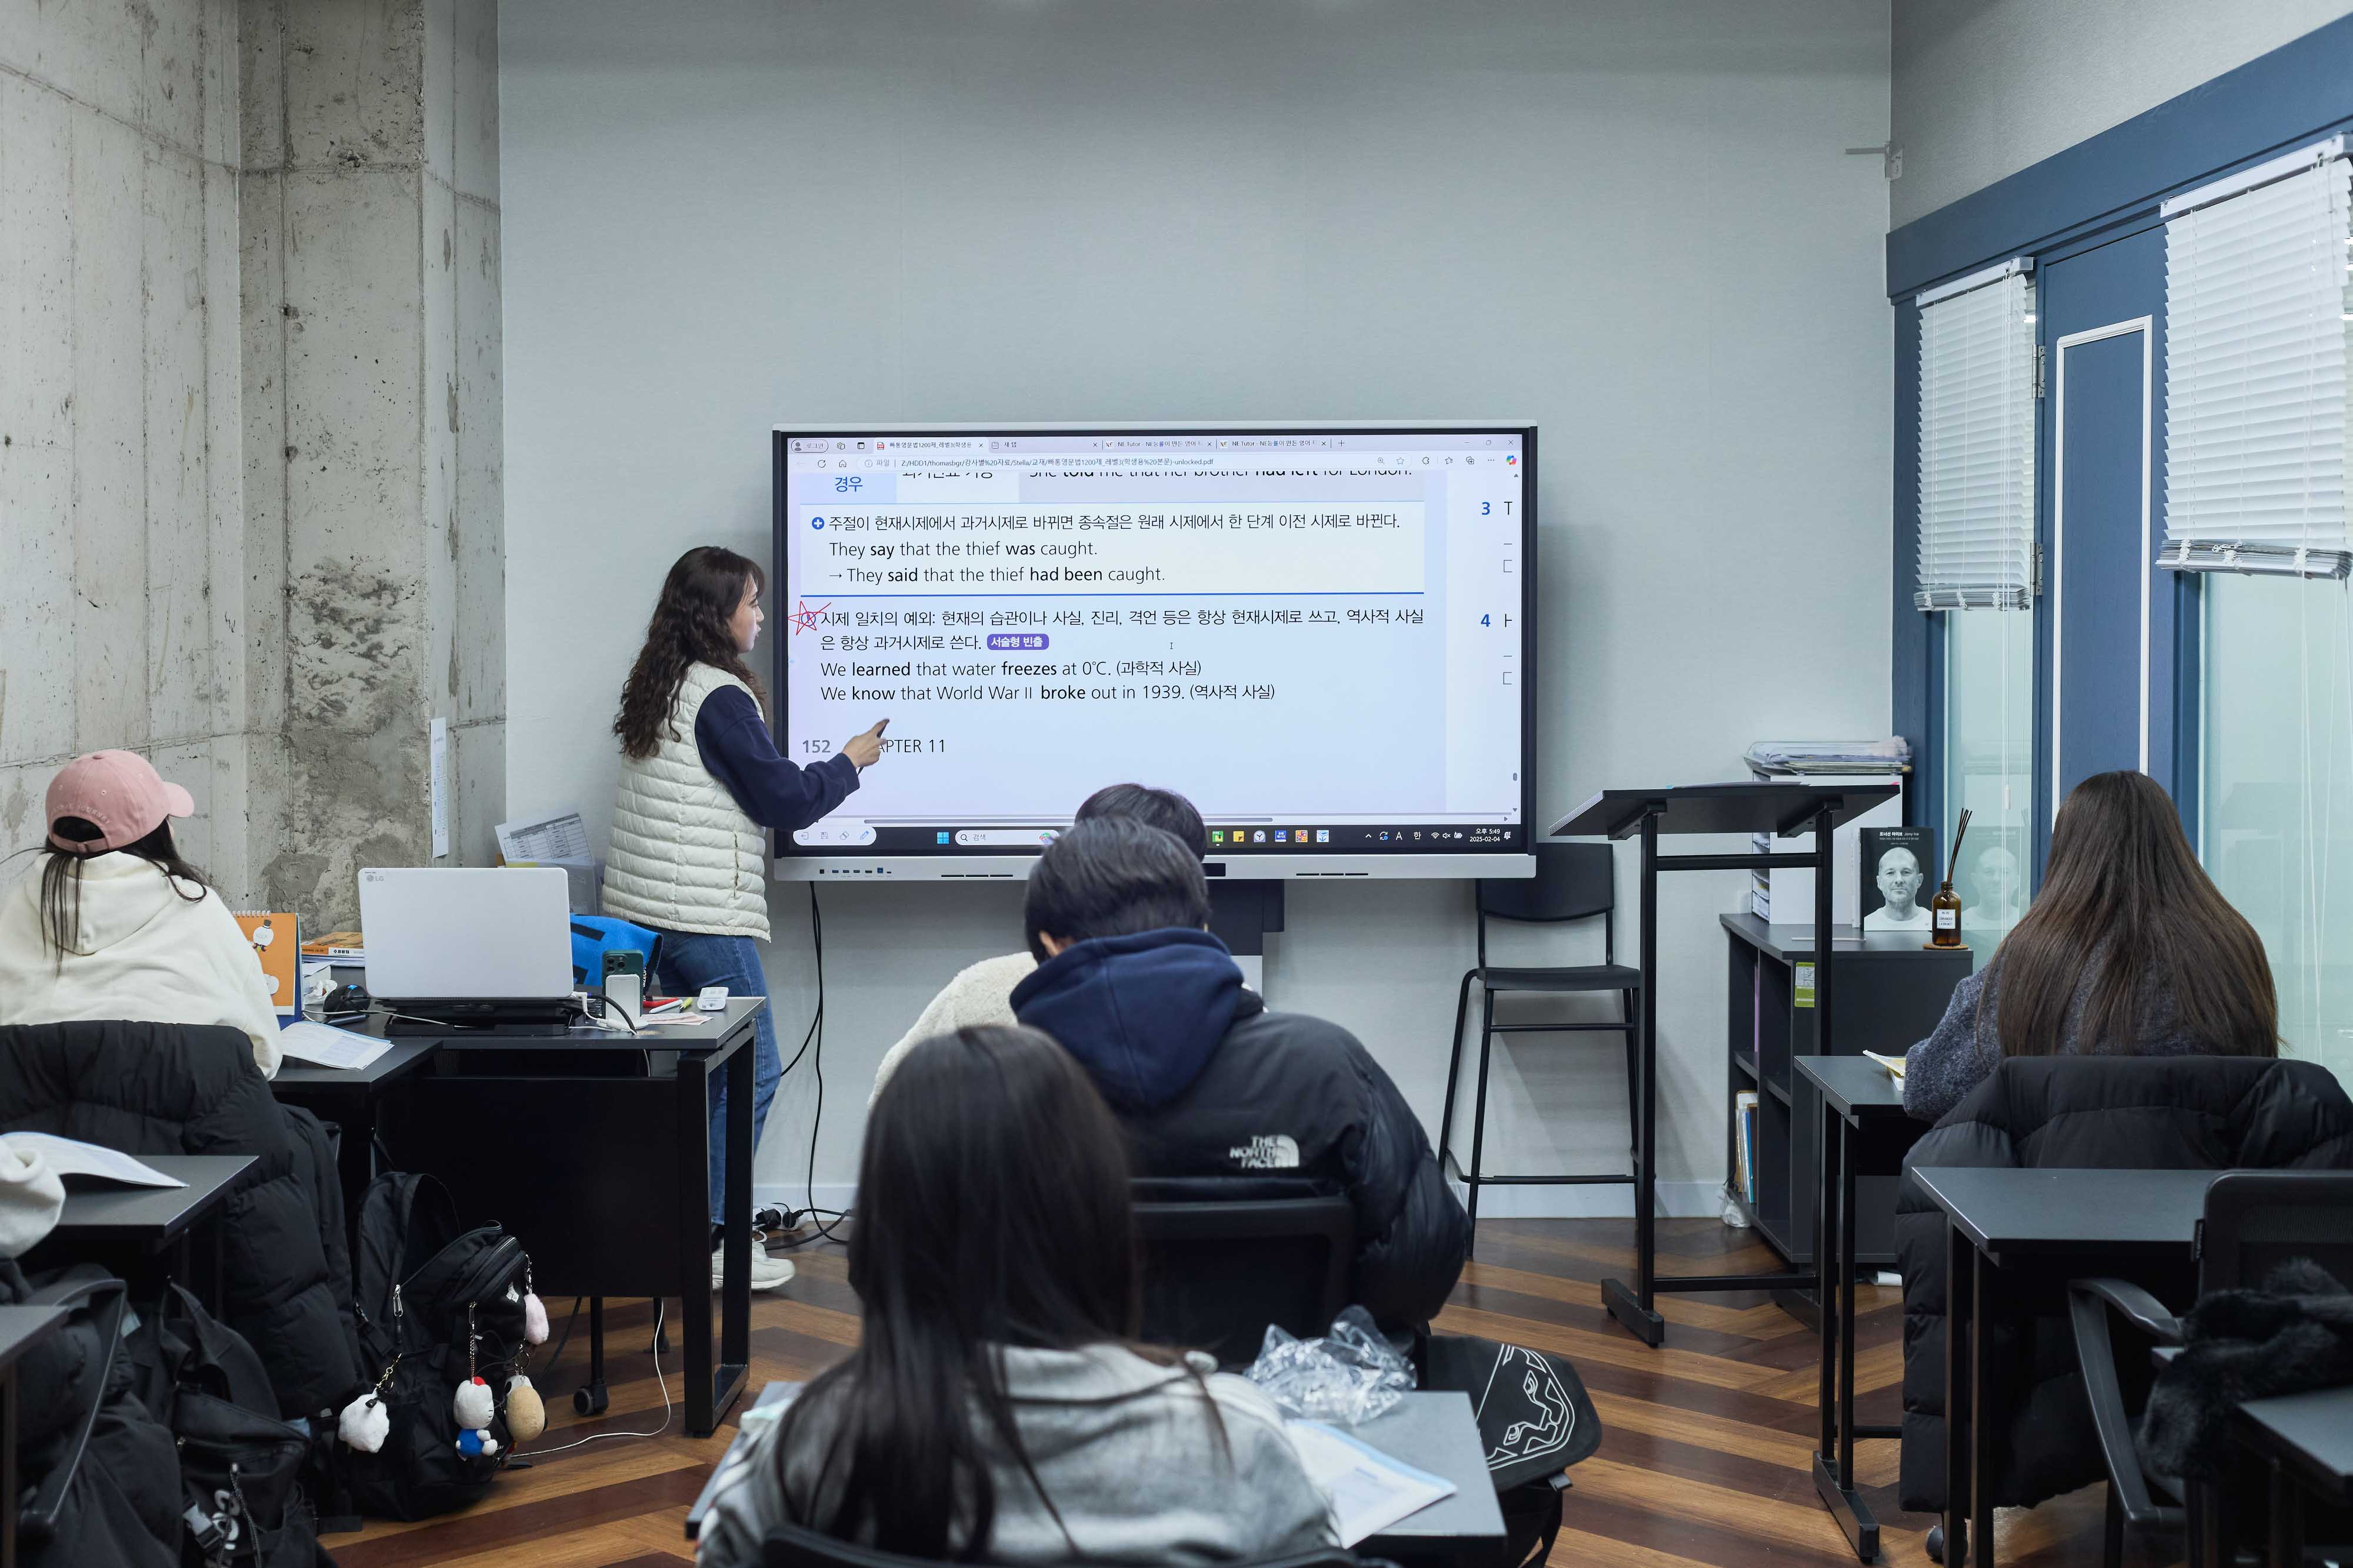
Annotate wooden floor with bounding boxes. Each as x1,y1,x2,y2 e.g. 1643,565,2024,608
329,1218,2148,1568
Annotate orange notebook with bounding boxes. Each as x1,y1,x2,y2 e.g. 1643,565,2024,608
234,913,299,1016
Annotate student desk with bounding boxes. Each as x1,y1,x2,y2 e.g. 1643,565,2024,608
1906,1166,2211,1568
684,1386,1509,1559
2232,1387,2353,1568
32,1153,255,1316
272,1037,439,1210
0,1305,66,1568
1794,1056,1926,1561
272,1000,766,1439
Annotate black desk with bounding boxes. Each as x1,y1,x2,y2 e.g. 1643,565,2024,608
0,1305,67,1568
35,1154,255,1315
1552,782,1896,1346
272,1037,440,1212
1795,1056,1927,1560
1907,1166,2211,1568
2233,1387,2353,1568
369,999,765,1439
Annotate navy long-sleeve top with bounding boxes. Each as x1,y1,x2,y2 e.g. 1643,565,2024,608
694,686,860,832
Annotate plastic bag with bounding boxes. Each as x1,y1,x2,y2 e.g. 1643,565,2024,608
1244,1305,1415,1425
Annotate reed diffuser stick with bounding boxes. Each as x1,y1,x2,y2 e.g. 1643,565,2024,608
1944,808,1971,886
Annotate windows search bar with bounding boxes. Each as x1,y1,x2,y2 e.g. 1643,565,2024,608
955,829,1062,847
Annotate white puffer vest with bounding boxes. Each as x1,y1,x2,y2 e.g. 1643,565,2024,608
604,663,771,940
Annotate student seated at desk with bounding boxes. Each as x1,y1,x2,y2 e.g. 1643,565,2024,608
869,783,1209,1106
695,1024,1333,1567
1901,770,2277,1123
0,751,282,1076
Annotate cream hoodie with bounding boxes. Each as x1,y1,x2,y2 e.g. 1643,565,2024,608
0,853,282,1078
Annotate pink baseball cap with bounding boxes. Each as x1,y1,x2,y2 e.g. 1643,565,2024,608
45,750,195,854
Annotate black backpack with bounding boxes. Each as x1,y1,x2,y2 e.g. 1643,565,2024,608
123,1281,325,1568
343,1173,531,1521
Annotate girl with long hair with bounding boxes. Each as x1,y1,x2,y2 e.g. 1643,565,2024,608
605,545,885,1291
0,751,283,1076
1902,769,2278,1121
694,1024,1334,1566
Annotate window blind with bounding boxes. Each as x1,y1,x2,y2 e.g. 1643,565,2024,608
1915,265,2037,610
2161,139,2353,579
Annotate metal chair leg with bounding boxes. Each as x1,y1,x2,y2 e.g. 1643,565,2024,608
1439,969,1474,1179
1619,988,1639,1157
1467,983,1497,1253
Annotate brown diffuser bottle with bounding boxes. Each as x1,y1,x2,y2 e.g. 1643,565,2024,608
1929,809,1969,949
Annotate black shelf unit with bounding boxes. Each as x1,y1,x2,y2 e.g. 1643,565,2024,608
1722,913,1970,1270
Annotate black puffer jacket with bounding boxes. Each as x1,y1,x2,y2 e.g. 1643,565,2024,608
1896,1055,2353,1512
1014,928,1470,1332
0,1020,367,1419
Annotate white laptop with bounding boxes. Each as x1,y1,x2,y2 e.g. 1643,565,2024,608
358,867,574,1003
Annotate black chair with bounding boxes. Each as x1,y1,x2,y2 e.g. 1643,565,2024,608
762,1517,1392,1568
1438,840,1639,1242
1131,1177,1354,1369
2068,1170,2353,1568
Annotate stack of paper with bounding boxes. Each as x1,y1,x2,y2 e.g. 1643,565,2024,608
1284,1420,1457,1547
5,1133,185,1187
1745,738,1913,775
278,1021,396,1072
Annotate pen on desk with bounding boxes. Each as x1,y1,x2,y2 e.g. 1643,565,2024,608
641,997,688,1019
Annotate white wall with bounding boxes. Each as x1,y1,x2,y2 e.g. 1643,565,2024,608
501,0,1894,1212
1891,0,2353,228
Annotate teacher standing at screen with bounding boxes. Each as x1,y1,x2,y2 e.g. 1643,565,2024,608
605,545,885,1291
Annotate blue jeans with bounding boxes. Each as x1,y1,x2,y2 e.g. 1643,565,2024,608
652,931,783,1229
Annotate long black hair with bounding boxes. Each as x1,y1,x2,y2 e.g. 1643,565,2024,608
1981,769,2276,1059
779,1025,1206,1558
613,546,766,760
37,819,209,970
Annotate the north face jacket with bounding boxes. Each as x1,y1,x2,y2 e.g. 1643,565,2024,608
1013,927,1469,1332
1895,1054,2353,1513
0,1020,368,1420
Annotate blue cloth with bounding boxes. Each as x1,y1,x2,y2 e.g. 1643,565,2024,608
694,685,859,832
1009,929,1243,1112
567,915,662,990
652,930,783,1228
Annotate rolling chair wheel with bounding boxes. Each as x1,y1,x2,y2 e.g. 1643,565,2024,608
574,1382,608,1417
1927,1524,1962,1563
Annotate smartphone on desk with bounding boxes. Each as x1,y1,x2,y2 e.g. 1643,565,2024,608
602,950,644,1023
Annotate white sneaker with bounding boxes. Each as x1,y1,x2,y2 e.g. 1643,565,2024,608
713,1245,794,1292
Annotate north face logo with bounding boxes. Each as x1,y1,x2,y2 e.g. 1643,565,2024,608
1229,1135,1300,1169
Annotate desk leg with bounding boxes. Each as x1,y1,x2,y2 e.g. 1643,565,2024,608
678,1049,716,1439
1942,1220,1970,1568
1969,1244,1994,1568
1812,1105,1877,1560
2267,1462,2302,1568
1602,811,1668,1348
336,1096,376,1218
721,1037,752,1393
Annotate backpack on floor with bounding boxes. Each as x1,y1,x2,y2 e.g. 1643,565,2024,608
342,1173,531,1522
122,1280,326,1568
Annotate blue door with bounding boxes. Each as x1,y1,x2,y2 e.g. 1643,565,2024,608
2032,226,2178,872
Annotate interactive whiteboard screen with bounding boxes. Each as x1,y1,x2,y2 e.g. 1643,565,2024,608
771,425,1534,880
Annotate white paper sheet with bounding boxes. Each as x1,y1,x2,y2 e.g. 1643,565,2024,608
1284,1420,1457,1547
1864,1049,1907,1080
496,808,590,863
278,1020,397,1072
5,1133,185,1188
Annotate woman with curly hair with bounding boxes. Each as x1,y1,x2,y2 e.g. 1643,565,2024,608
605,545,886,1290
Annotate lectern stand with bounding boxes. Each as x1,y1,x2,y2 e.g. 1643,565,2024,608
1549,782,1898,1346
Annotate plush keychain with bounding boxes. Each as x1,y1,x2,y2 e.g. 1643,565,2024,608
505,1373,546,1443
341,1356,398,1454
454,1307,501,1457
515,1266,549,1347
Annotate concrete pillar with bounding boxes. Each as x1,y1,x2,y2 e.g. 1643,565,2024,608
241,0,503,925
0,0,264,898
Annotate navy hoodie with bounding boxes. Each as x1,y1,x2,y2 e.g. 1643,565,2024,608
1014,928,1469,1331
